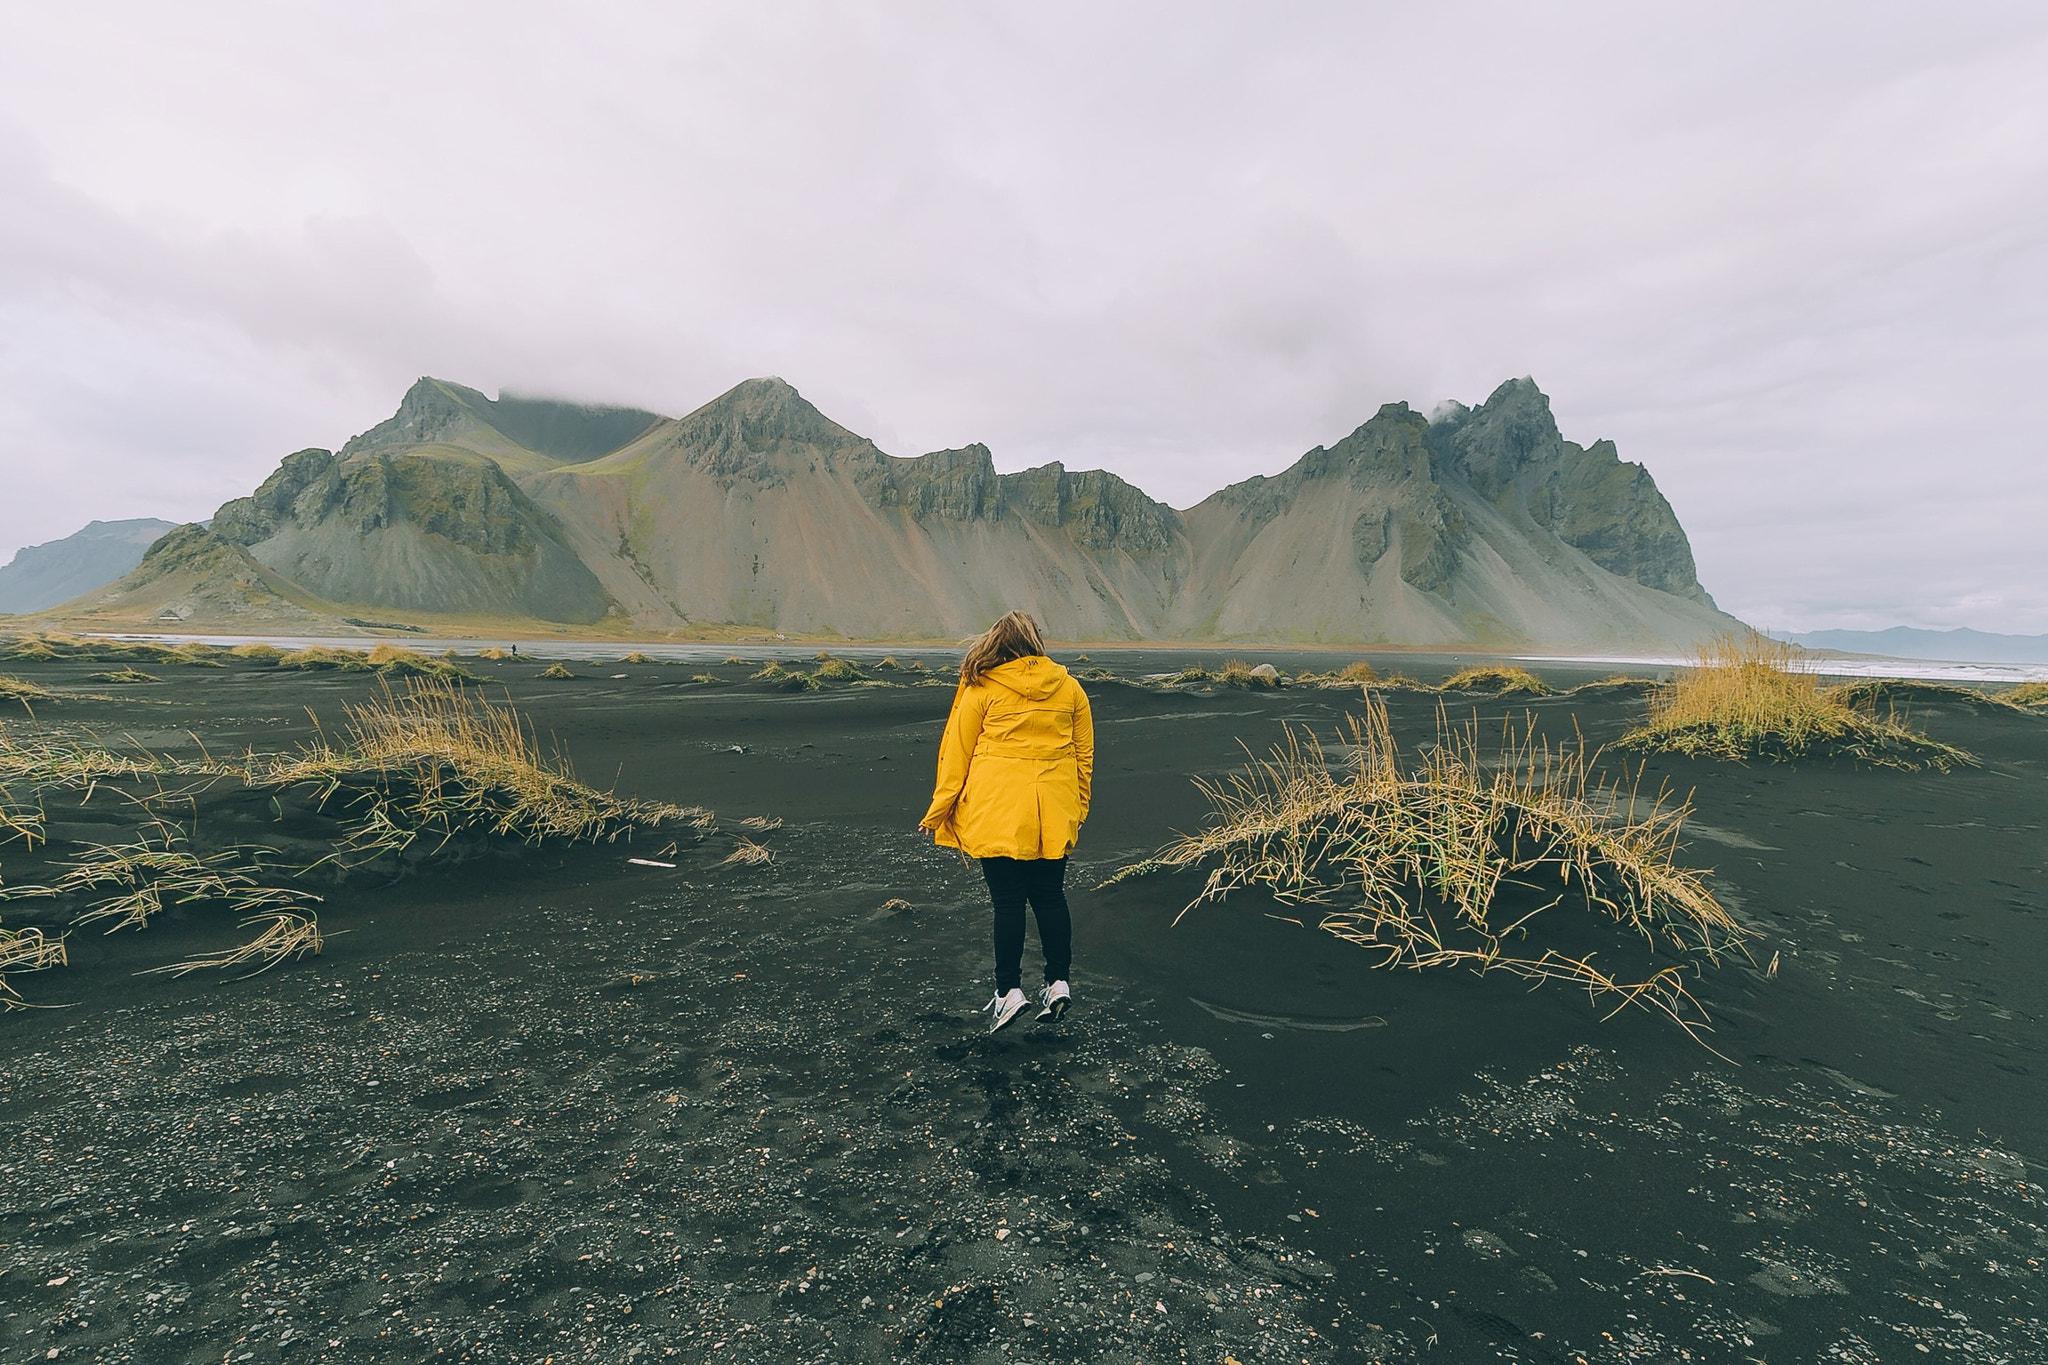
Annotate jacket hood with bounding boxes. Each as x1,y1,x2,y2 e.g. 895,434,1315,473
983,655,1072,701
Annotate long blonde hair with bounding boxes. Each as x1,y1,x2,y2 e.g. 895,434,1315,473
959,610,1047,686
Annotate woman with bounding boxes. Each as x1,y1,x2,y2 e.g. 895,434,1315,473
920,610,1094,1033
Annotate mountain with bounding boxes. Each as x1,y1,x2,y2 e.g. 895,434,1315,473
49,376,1739,647
1790,627,2048,665
0,518,178,614
1172,381,1719,645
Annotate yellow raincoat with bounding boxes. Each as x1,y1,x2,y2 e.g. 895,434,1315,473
920,656,1094,859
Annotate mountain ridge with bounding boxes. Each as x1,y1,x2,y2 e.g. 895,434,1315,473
39,376,1741,646
0,518,179,615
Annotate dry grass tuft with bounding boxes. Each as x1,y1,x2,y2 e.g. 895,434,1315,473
476,646,512,661
721,836,774,866
721,656,748,666
87,667,162,684
255,678,687,860
1827,679,2031,714
1113,697,1745,1042
1572,674,1658,697
874,656,902,670
140,910,324,979
0,724,191,794
2006,681,2048,707
620,652,657,665
5,637,61,661
1621,635,1968,769
750,661,819,690
537,662,576,679
0,923,67,1007
230,643,284,663
0,676,56,709
277,646,373,672
1338,660,1381,685
738,815,783,831
165,642,225,668
1443,665,1553,696
1218,659,1281,689
365,644,477,682
54,822,307,933
812,657,866,682
0,799,43,848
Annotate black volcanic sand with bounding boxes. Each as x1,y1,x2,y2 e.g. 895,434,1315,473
0,652,2043,1363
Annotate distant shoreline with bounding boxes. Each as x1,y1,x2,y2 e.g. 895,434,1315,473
35,628,2048,684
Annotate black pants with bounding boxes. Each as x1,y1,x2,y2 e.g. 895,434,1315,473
980,856,1072,994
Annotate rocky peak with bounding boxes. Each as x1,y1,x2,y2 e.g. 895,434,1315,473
672,378,883,480
995,464,1181,553
863,445,1000,520
340,379,489,458
1427,378,1710,604
1428,377,1563,496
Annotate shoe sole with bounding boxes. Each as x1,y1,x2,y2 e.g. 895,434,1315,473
989,1006,1027,1034
1036,999,1070,1023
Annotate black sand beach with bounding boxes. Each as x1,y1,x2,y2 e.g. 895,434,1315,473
1,652,2043,1363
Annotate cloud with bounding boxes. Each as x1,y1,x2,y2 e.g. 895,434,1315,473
0,1,2043,630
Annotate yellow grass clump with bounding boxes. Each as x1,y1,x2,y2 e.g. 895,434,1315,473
1111,696,1745,1043
2006,681,2048,707
53,822,308,933
812,657,866,682
164,642,225,667
0,795,43,848
0,923,67,1008
1443,665,1553,696
230,643,284,663
277,646,373,671
620,651,657,665
1622,635,1968,769
750,661,820,690
5,636,60,661
256,678,689,860
1572,674,1657,697
140,911,323,979
537,662,576,679
86,668,161,684
365,644,477,682
0,676,56,709
1338,660,1381,685
475,646,511,661
1218,659,1281,689
721,836,774,866
0,724,191,792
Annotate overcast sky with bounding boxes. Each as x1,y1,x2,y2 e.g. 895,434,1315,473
2,2,2044,632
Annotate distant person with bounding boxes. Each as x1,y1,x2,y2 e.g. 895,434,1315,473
920,610,1093,1033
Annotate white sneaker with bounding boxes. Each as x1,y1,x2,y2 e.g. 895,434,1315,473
1037,980,1071,1022
984,988,1029,1034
